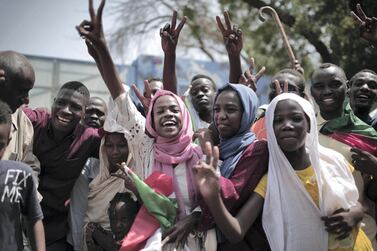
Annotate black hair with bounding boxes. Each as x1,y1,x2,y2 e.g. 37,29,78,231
0,100,12,126
59,81,90,99
310,63,347,83
269,68,307,102
349,69,377,86
147,77,163,83
190,74,216,90
274,69,306,93
108,192,139,216
108,192,139,234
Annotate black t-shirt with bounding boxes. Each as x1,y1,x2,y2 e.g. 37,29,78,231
0,160,43,251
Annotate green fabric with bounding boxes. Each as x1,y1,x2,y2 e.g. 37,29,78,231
320,103,377,139
129,171,177,230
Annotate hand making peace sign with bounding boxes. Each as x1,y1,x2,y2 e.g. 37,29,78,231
160,10,187,55
351,3,377,46
216,11,243,57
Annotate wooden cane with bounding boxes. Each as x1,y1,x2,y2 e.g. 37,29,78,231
259,6,302,71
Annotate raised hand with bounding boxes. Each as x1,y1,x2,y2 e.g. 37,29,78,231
273,79,289,96
110,163,139,199
216,11,243,57
160,10,187,55
76,0,106,51
194,142,220,201
238,57,266,91
132,80,152,113
351,4,377,46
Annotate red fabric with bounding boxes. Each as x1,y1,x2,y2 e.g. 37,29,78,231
251,117,267,141
199,140,270,250
329,132,377,157
120,171,174,251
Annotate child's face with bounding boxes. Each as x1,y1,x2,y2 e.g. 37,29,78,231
0,123,11,159
214,90,243,139
273,100,309,153
109,201,134,241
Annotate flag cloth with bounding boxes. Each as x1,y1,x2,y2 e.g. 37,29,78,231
319,103,377,156
128,169,177,229
120,170,177,251
320,103,377,138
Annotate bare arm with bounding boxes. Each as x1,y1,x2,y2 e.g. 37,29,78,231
76,0,125,99
216,11,243,83
161,11,187,94
33,220,46,251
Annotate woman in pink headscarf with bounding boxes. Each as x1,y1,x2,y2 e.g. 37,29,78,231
105,87,206,250
75,1,218,249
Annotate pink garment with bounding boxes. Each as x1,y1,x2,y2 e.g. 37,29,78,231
145,90,202,219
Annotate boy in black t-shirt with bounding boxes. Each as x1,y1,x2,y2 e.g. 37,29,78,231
0,100,45,251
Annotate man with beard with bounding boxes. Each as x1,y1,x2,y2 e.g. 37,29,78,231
23,81,101,250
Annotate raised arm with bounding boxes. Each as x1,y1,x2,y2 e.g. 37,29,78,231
76,0,124,99
216,11,243,83
161,11,187,94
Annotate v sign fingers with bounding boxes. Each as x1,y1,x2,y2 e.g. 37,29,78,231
161,10,187,54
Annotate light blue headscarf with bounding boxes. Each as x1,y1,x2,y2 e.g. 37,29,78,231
215,84,258,178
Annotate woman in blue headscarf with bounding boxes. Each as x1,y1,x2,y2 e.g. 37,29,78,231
199,83,270,250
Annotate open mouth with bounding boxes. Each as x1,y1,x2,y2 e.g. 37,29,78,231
356,94,370,101
321,97,336,105
162,120,177,128
57,115,72,125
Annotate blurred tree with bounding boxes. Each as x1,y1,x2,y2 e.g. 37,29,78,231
108,0,377,78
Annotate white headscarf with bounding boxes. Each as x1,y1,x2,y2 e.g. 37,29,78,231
85,97,134,230
263,93,359,251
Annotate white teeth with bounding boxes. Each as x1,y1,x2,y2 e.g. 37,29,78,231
323,98,333,102
162,121,175,127
57,116,71,123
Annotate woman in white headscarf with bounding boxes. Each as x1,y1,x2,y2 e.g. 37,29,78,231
194,93,372,250
81,103,136,251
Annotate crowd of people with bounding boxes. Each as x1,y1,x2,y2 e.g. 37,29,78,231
1,0,377,250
